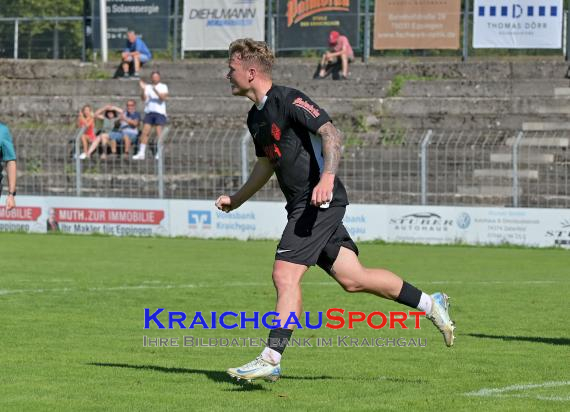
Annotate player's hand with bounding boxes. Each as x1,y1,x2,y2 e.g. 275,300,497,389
6,195,15,211
311,173,334,207
215,195,233,213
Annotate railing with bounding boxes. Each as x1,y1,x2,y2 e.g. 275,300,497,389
10,127,570,209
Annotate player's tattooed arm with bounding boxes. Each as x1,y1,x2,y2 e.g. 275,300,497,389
317,121,343,175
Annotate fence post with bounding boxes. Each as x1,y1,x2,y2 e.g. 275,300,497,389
53,21,59,59
13,18,19,60
420,129,432,205
74,127,86,196
512,130,524,207
173,0,179,61
241,129,250,185
157,126,170,199
462,0,470,61
267,0,273,50
363,0,370,63
566,10,570,61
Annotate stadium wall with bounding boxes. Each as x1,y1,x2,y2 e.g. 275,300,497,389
2,196,569,248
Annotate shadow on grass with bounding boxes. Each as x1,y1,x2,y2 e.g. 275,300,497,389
467,333,570,346
88,362,264,391
88,362,341,391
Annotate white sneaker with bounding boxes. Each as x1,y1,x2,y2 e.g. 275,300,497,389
132,152,145,160
426,292,456,347
79,152,87,160
227,356,281,383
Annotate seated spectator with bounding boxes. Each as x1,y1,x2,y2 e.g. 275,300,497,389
132,71,169,160
120,31,152,80
315,31,354,80
85,105,121,160
104,100,141,159
77,105,96,159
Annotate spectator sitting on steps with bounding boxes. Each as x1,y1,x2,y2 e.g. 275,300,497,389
120,31,152,80
315,31,354,80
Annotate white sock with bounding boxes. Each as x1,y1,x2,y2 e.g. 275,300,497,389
261,347,281,364
138,143,146,154
417,292,433,315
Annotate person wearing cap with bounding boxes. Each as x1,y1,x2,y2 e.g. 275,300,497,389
316,30,354,80
0,122,17,211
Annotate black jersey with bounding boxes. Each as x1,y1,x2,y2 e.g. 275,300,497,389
247,85,349,212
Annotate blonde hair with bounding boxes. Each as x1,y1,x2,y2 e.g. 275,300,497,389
228,38,275,75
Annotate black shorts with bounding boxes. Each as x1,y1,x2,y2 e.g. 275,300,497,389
143,113,167,126
275,206,359,275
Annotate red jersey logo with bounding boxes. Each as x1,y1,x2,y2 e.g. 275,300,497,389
293,97,320,118
271,123,281,141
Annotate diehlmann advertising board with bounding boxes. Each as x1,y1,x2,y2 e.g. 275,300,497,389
473,0,563,48
182,0,265,51
276,0,360,50
373,0,461,50
92,0,170,49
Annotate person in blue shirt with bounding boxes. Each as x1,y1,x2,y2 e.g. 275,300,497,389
0,123,17,210
121,31,152,79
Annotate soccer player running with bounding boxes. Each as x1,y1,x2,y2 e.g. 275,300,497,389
216,39,455,383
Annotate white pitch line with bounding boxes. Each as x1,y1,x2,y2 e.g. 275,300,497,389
0,279,568,297
465,381,570,402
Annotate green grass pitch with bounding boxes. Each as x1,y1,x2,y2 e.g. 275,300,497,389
1,233,569,411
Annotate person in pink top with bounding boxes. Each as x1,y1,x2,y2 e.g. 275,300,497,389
317,31,354,80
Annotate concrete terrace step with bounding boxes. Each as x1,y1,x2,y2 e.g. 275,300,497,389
473,169,539,179
384,96,570,116
457,185,520,196
490,153,555,164
401,79,569,98
1,58,569,81
505,136,570,147
522,122,570,131
0,78,391,99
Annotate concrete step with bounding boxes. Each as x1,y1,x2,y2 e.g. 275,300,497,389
0,78,391,98
384,96,570,116
473,169,538,179
402,79,567,98
1,58,568,81
457,185,520,196
490,153,555,163
522,122,570,131
505,136,569,147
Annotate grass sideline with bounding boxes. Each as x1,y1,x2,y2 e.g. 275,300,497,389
1,233,569,411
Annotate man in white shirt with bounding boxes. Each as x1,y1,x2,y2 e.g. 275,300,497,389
133,71,169,160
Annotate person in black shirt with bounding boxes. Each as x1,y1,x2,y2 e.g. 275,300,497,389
216,39,455,383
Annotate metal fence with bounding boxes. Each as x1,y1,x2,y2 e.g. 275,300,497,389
8,127,570,209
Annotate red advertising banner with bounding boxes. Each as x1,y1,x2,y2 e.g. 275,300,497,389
0,207,42,221
54,208,165,225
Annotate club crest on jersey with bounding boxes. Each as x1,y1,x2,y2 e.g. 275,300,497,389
293,97,320,118
271,123,281,141
264,144,282,160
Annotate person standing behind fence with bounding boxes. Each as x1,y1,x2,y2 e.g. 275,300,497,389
121,31,152,80
132,71,169,160
0,122,17,211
